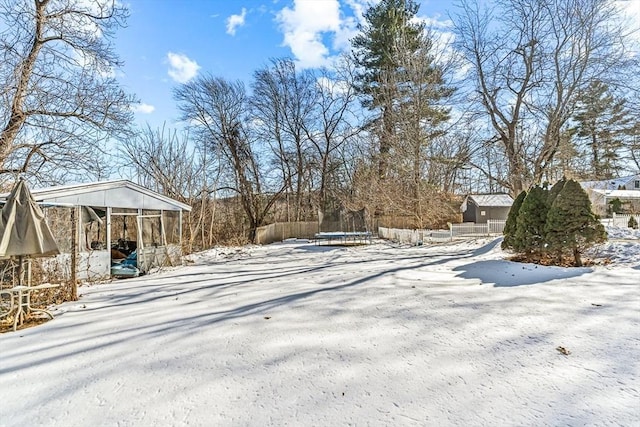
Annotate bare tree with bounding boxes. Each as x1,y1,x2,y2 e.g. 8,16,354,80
174,75,285,243
250,59,317,221
303,59,362,225
629,120,640,172
426,130,473,193
118,124,232,251
452,0,636,194
0,0,135,183
120,125,201,201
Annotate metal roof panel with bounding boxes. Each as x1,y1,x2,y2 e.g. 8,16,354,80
467,194,514,207
0,180,191,211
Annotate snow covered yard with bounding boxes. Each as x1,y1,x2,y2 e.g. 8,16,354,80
1,236,639,426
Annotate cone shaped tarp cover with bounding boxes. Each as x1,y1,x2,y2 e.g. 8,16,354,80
0,179,60,258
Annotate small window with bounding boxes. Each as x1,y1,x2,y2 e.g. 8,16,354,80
480,210,486,216
635,180,640,189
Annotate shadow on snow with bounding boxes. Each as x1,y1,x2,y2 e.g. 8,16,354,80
453,259,592,287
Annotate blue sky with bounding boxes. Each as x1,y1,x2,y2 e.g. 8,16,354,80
115,0,454,129
115,0,640,130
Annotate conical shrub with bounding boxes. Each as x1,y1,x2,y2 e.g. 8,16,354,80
514,185,549,258
544,179,606,266
502,190,526,250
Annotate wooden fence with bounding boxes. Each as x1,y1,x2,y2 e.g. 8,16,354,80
256,213,640,247
378,220,506,245
255,219,507,246
255,222,320,245
255,219,374,245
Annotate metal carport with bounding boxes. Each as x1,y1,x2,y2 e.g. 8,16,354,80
1,179,191,281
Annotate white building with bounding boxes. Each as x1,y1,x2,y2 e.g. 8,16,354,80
580,174,640,217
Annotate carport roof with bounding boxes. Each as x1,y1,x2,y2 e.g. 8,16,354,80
0,179,191,212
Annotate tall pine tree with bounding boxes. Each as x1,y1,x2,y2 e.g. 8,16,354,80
573,80,632,180
351,0,452,180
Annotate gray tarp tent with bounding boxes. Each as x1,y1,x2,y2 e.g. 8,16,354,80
0,179,61,328
0,179,59,261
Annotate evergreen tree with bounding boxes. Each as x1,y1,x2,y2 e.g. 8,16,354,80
351,0,452,179
502,190,526,250
573,80,632,180
545,178,567,263
608,198,623,215
628,215,638,230
544,179,606,266
514,185,549,258
547,177,566,206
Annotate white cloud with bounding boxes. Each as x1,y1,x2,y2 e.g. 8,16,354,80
615,0,640,50
63,0,112,38
344,0,369,24
333,0,371,51
274,0,455,70
133,103,155,114
416,15,453,30
316,75,351,95
166,52,200,83
226,8,247,36
617,0,640,18
276,0,344,69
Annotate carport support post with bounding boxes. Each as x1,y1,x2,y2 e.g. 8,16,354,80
70,206,78,301
106,207,112,259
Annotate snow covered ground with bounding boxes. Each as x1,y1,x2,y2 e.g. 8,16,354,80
1,229,638,426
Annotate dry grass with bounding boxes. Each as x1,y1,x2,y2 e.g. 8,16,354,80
1,315,51,333
507,252,610,267
0,285,72,333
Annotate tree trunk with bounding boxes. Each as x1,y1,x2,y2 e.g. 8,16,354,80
573,247,582,267
0,1,46,167
70,207,78,301
379,105,393,179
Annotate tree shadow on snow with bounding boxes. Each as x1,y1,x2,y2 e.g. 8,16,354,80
294,244,346,252
452,259,592,287
472,237,503,256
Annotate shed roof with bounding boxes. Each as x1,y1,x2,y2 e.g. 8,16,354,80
0,179,191,212
589,189,640,200
467,194,514,207
461,194,513,213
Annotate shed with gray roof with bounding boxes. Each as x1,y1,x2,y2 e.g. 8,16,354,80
461,194,513,223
